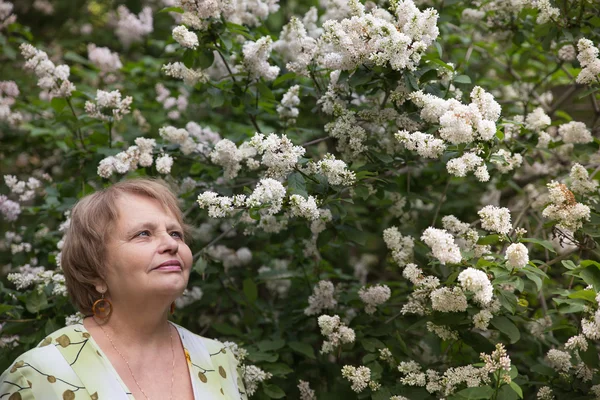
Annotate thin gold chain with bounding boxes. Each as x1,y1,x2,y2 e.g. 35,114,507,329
98,322,175,400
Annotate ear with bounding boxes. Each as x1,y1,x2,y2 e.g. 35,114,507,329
94,282,107,294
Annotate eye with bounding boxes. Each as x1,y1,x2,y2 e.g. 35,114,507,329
170,231,184,239
136,230,150,237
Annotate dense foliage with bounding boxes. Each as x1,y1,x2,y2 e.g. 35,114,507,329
1,0,600,399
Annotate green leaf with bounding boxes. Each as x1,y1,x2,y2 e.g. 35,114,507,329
451,386,494,399
212,322,243,337
51,97,68,113
361,338,385,352
477,235,500,245
580,342,600,368
371,387,392,400
193,257,208,275
287,172,308,198
26,291,48,314
0,304,14,315
159,6,184,13
263,383,285,399
262,363,293,377
247,350,278,362
523,269,543,291
453,75,472,84
580,265,600,291
288,341,316,359
257,339,286,352
243,278,258,303
509,382,523,399
197,50,215,69
562,260,577,270
491,316,520,344
520,238,556,253
568,289,596,302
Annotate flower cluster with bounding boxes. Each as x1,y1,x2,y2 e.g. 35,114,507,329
305,154,356,186
396,130,446,159
257,259,292,298
277,85,301,124
273,17,317,76
481,343,511,381
175,286,203,308
478,205,512,235
297,380,316,400
114,6,153,48
305,280,337,315
241,36,280,81
97,137,156,178
241,365,272,396
534,0,559,24
159,125,197,155
7,264,67,296
84,90,132,122
358,284,391,314
156,84,189,120
205,245,252,273
4,175,41,202
421,227,462,265
318,314,355,354
457,267,493,305
317,1,439,72
542,181,591,231
576,38,600,85
289,195,320,221
383,227,414,267
0,0,16,30
426,322,458,341
87,44,122,74
505,243,529,269
569,163,598,195
0,80,22,126
430,287,468,312
558,121,593,144
172,25,199,49
341,365,371,393
178,0,279,28
20,43,75,98
162,62,208,86
0,195,20,221
249,133,305,179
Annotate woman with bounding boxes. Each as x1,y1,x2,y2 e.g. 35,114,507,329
0,179,247,400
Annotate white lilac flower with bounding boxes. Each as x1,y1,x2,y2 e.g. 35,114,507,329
383,227,414,267
249,133,305,179
309,154,356,186
535,0,559,24
289,195,320,221
446,153,487,181
84,89,132,121
162,62,208,86
396,130,446,159
537,386,555,400
430,287,468,312
505,243,529,269
473,309,493,330
273,17,317,76
542,181,591,231
305,280,337,315
525,107,551,133
160,125,189,145
87,44,122,73
558,44,576,62
462,8,485,23
0,0,17,30
558,121,593,144
0,195,21,221
20,43,75,98
276,85,301,124
576,38,600,85
172,25,199,49
258,259,291,298
358,284,391,314
155,154,174,174
481,343,511,375
421,227,462,265
426,322,459,341
241,365,272,397
246,178,286,215
65,313,84,326
341,365,371,393
569,163,599,195
458,267,493,305
546,349,572,373
478,205,512,235
565,334,588,352
175,286,203,308
242,36,280,81
324,109,368,154
297,380,316,400
318,314,355,353
115,6,153,48
491,149,523,174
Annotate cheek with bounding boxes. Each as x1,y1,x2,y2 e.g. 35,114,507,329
181,244,193,269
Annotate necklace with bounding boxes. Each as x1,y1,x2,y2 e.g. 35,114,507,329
97,322,175,400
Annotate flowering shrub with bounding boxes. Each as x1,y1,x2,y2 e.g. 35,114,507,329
1,0,600,399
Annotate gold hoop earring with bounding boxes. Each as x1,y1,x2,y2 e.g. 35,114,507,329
92,291,113,321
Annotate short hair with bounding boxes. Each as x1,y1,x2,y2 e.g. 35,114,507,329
61,178,190,315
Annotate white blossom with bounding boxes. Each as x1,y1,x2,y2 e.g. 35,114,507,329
505,243,529,269
305,280,337,315
85,89,132,121
542,181,591,231
242,36,280,81
87,44,122,73
318,314,355,353
576,38,600,85
358,284,391,314
162,62,208,86
546,349,572,373
383,227,414,267
478,205,512,235
20,43,75,98
430,287,468,312
569,163,599,195
534,0,559,24
277,85,301,124
458,267,493,305
289,195,320,220
155,154,174,174
249,133,305,179
115,6,153,48
241,365,272,396
396,130,446,159
421,227,462,265
172,25,199,49
273,17,317,75
341,365,371,393
558,121,593,144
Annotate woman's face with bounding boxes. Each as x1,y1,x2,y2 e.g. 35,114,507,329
103,192,192,305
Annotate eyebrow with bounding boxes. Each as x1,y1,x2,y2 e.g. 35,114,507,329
126,222,183,237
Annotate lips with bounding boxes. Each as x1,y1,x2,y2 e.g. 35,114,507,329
153,260,182,271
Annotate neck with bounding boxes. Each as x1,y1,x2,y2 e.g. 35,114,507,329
90,297,173,346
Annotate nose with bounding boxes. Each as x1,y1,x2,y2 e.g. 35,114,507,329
158,231,179,254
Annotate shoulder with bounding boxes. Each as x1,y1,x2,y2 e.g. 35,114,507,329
171,323,238,363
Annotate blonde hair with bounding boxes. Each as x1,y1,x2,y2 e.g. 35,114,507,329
61,178,189,315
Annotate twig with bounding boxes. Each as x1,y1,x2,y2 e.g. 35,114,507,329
193,225,238,258
302,136,331,147
431,179,451,226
